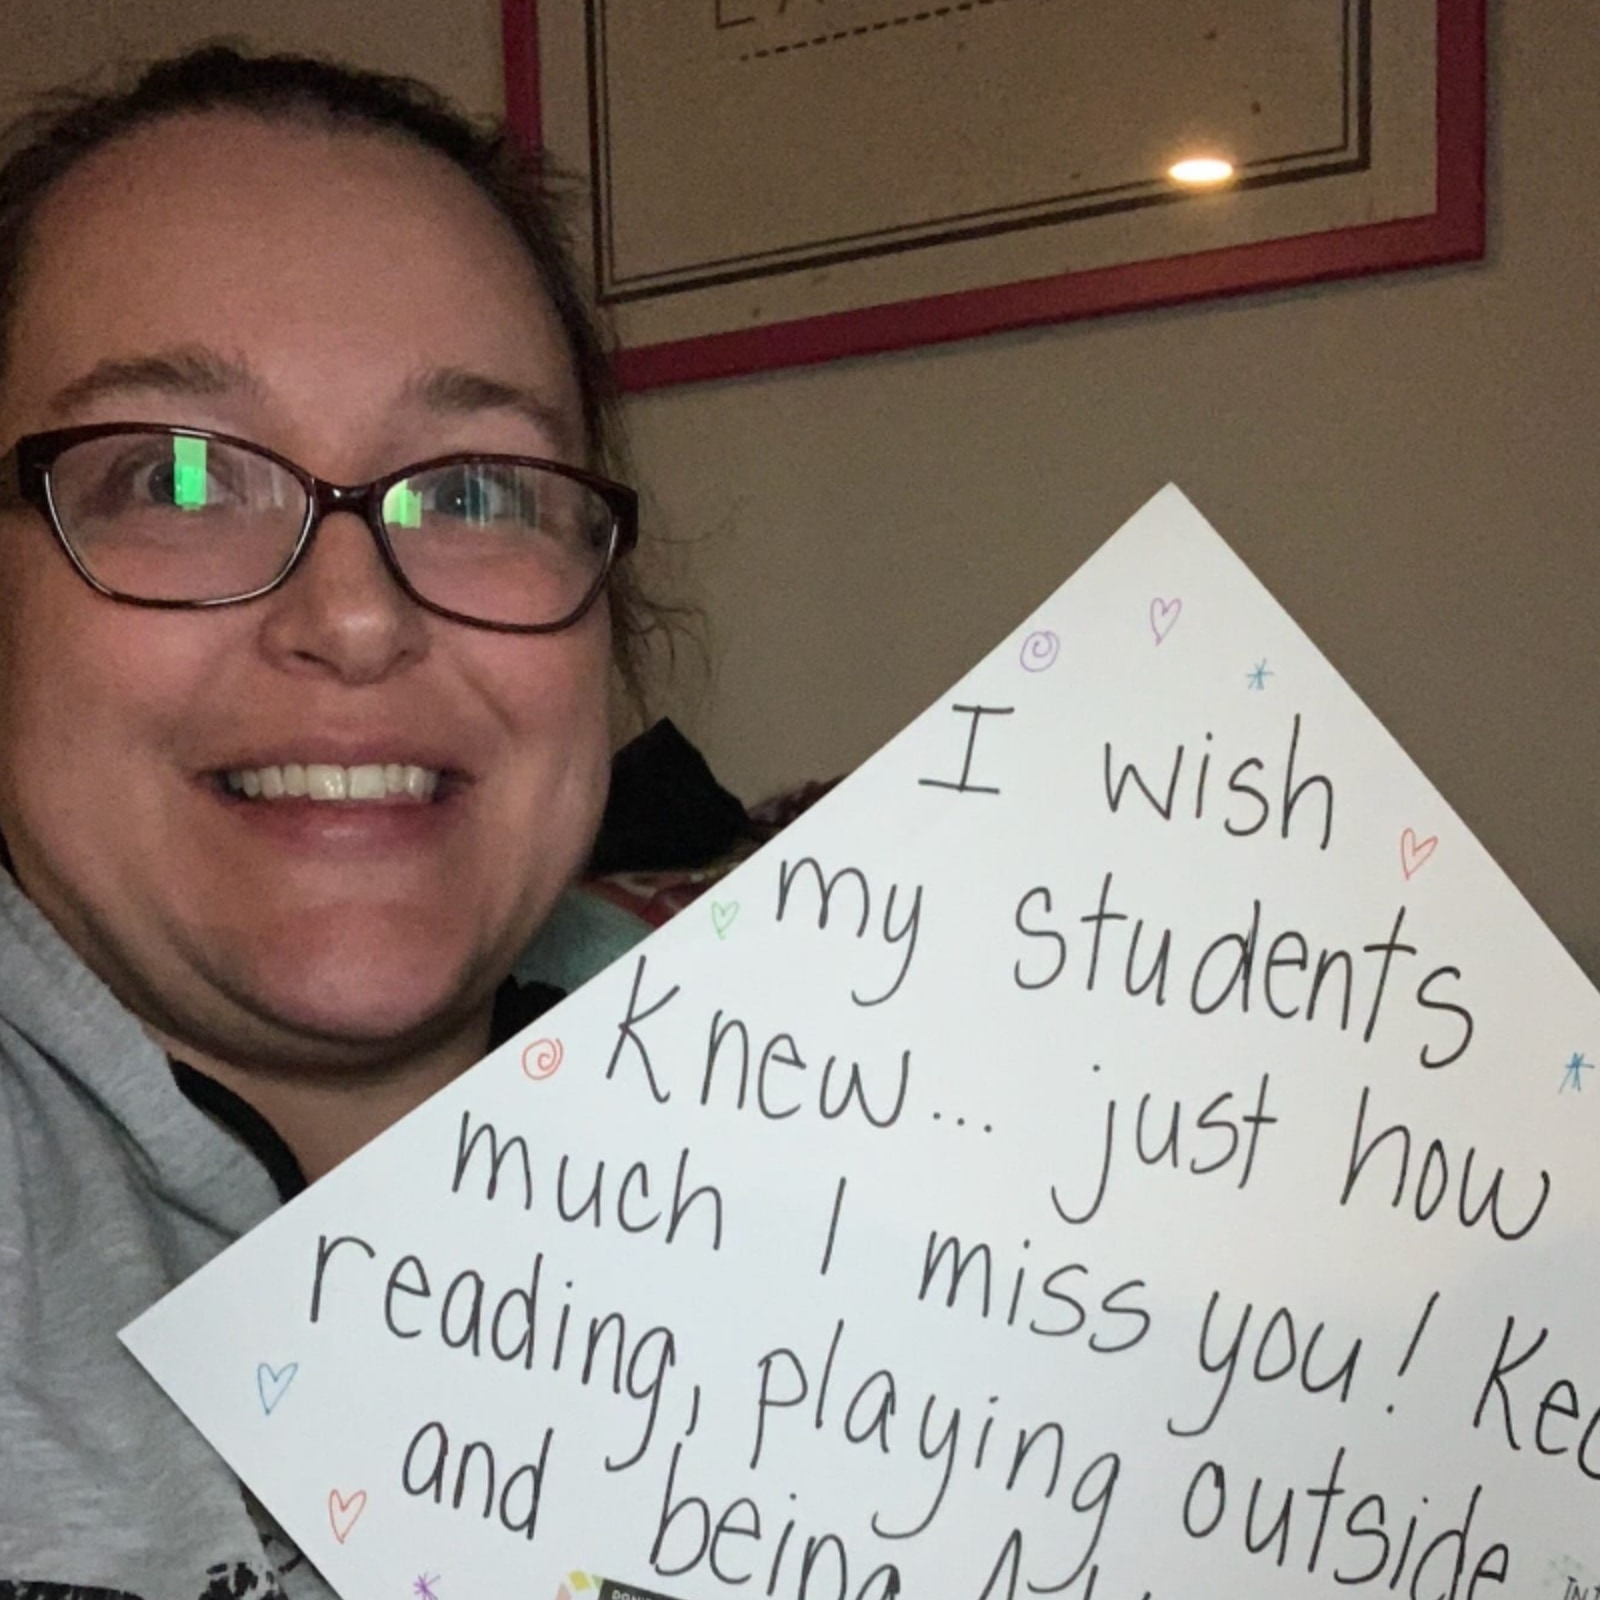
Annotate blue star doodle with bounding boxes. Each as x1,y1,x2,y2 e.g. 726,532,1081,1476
413,1576,441,1600
1246,659,1273,690
1560,1052,1593,1093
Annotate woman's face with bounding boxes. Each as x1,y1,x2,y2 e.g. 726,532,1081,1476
0,112,614,1070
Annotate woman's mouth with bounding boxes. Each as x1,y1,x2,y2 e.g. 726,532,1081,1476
221,762,443,802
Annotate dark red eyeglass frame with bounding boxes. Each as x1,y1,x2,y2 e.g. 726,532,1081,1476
0,422,640,635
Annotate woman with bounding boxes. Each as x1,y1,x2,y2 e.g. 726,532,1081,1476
0,45,648,1596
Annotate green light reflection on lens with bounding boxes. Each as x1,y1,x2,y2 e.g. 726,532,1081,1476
172,436,207,510
384,481,423,529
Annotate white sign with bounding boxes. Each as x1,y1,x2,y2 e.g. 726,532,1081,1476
125,487,1600,1600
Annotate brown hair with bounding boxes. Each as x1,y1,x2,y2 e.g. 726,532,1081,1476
0,43,662,703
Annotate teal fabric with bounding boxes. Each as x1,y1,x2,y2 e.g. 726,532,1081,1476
514,884,652,995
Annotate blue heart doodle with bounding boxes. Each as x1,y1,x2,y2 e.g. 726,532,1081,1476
256,1360,299,1416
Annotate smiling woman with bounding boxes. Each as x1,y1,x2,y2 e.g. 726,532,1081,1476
0,45,654,1598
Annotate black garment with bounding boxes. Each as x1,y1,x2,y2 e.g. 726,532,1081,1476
169,976,563,1201
590,718,748,875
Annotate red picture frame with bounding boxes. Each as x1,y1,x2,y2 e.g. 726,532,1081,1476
503,0,1485,393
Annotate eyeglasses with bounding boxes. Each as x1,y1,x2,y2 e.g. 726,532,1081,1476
0,423,639,634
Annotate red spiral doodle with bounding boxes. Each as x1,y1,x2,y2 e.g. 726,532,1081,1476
522,1037,564,1081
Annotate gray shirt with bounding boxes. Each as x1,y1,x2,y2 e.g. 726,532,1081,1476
0,861,641,1596
0,868,335,1597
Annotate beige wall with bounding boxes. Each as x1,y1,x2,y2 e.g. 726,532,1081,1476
630,2,1600,980
0,2,506,119
5,3,1599,979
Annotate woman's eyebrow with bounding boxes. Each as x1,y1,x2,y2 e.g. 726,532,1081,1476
404,366,579,453
45,345,264,418
44,352,582,452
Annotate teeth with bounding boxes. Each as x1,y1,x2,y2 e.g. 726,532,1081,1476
224,762,441,802
305,763,346,800
348,765,388,801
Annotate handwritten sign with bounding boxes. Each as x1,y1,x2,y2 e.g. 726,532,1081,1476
124,487,1600,1600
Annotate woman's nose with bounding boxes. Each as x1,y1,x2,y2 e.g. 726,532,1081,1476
255,509,428,683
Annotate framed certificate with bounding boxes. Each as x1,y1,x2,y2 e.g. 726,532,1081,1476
506,0,1484,389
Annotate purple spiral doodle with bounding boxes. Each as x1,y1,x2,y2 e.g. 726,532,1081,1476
1019,629,1061,672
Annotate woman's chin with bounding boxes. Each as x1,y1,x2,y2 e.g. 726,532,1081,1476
210,942,499,1074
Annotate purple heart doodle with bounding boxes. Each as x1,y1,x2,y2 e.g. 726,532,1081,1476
1150,596,1182,644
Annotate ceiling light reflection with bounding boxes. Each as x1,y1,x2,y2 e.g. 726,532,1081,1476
1168,156,1236,187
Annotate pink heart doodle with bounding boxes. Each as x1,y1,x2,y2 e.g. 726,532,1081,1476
328,1487,367,1544
1400,829,1438,880
1150,597,1182,644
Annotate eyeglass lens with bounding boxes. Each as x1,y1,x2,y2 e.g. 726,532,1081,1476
47,431,616,627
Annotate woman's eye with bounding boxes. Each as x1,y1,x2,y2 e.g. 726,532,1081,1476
141,460,186,506
105,442,239,511
425,467,523,524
